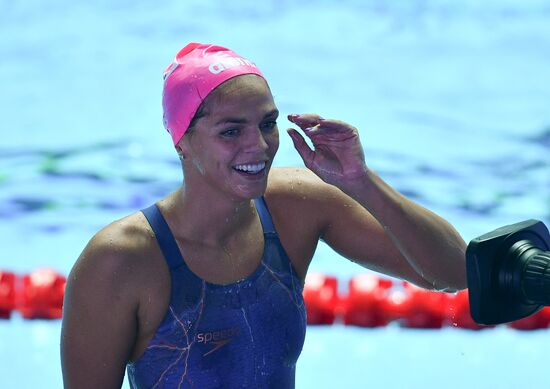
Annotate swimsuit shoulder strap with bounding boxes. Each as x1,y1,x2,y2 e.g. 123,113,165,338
254,196,276,236
140,204,184,269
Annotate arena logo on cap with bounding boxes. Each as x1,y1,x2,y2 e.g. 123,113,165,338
208,56,257,75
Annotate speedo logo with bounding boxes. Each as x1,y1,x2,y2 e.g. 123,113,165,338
196,326,240,356
208,56,257,75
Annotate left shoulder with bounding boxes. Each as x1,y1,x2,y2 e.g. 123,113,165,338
265,167,352,221
262,167,337,278
263,167,373,279
264,167,350,241
266,167,343,202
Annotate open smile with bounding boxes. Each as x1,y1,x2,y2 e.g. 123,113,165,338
232,161,267,175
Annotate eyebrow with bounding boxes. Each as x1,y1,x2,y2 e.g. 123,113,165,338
214,109,279,126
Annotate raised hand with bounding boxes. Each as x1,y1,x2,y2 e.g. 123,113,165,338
287,113,368,188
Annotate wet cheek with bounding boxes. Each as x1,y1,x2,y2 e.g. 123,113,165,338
214,160,228,170
191,158,206,175
270,138,280,156
214,161,235,187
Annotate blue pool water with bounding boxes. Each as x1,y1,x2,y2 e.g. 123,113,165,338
1,0,549,388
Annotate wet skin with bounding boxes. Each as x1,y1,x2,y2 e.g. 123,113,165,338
61,74,467,388
177,74,280,204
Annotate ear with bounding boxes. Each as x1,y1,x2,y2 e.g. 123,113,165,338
175,132,196,161
175,144,186,161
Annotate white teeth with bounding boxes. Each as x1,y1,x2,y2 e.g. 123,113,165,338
234,162,266,173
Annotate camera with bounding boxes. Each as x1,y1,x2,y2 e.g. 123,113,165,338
466,220,550,325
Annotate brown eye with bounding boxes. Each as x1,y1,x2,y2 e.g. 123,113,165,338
220,128,239,137
261,121,277,132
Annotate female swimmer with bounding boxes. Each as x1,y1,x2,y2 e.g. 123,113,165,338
61,43,467,388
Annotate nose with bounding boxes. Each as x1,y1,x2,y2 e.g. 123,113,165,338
243,127,269,152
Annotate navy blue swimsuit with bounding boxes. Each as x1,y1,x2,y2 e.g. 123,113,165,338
127,197,307,388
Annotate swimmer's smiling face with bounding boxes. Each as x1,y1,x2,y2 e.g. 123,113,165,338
177,74,280,201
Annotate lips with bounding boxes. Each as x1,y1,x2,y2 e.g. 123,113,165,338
233,161,266,174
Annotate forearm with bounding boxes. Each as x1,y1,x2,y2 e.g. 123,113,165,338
341,169,467,291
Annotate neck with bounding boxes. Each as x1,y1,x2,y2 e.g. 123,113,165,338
168,186,259,246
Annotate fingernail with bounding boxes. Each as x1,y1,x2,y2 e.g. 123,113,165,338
305,127,313,131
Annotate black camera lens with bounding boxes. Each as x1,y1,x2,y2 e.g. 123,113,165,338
466,220,550,325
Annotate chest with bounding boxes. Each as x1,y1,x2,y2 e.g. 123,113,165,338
128,242,307,387
177,233,264,286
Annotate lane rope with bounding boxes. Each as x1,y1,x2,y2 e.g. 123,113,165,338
1,269,548,329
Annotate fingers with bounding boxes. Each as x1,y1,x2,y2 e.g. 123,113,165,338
315,119,354,132
286,128,314,167
287,114,324,131
288,114,355,136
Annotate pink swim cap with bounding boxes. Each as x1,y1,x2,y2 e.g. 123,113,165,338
162,43,266,145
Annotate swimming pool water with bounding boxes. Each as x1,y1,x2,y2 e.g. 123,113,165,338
1,0,549,388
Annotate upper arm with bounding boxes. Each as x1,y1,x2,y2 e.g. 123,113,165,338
61,229,140,389
321,190,415,279
281,168,431,286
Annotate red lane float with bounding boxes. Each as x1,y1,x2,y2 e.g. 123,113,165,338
1,269,549,330
507,307,550,330
302,273,549,330
0,271,16,319
445,290,494,330
302,273,339,325
343,274,393,327
18,269,66,319
392,282,448,328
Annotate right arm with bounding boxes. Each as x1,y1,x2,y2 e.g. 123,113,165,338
61,228,140,389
